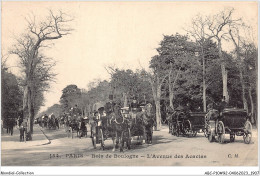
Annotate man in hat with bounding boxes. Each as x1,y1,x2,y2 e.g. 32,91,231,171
105,95,115,117
219,97,227,111
129,96,141,126
20,119,28,142
129,96,140,112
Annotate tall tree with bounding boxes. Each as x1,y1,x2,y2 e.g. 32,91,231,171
206,8,240,103
229,26,248,112
10,10,73,140
186,14,213,112
240,42,257,124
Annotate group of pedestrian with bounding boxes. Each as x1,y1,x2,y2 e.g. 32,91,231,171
5,117,16,136
2,110,28,142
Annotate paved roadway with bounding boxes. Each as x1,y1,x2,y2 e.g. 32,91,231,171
1,124,258,166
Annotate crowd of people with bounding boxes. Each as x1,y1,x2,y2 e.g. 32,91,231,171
38,113,60,130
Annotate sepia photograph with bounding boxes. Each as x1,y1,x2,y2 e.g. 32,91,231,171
1,1,259,175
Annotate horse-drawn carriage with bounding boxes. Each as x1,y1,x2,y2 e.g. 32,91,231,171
66,115,80,138
90,102,131,151
90,101,154,151
65,107,86,139
205,107,252,144
47,114,58,130
168,110,191,137
168,108,206,137
187,112,207,137
128,103,155,144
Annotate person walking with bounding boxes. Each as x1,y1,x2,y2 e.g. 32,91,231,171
19,119,27,142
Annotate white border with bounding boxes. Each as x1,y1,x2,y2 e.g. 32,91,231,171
1,0,259,175
1,166,259,175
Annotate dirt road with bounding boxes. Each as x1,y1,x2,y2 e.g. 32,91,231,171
1,125,258,166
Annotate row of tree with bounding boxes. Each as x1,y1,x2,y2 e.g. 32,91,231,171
41,9,257,130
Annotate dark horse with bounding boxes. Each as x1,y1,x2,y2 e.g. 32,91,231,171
141,103,155,144
110,103,127,152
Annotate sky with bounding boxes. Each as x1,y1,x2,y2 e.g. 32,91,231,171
1,1,258,114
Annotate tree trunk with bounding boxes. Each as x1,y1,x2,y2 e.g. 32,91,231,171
218,40,229,103
239,70,248,112
169,91,174,110
150,77,162,130
23,86,29,122
168,62,183,111
168,64,174,110
156,83,162,130
202,47,206,112
28,85,34,139
155,100,161,130
229,30,248,112
23,85,33,140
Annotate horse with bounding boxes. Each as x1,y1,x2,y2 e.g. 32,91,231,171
67,117,81,138
110,104,126,152
47,114,57,130
141,103,155,144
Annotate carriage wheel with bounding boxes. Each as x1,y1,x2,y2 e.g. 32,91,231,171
99,128,105,150
230,134,235,142
217,121,225,144
91,127,97,149
203,126,208,138
243,121,252,144
184,120,192,137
